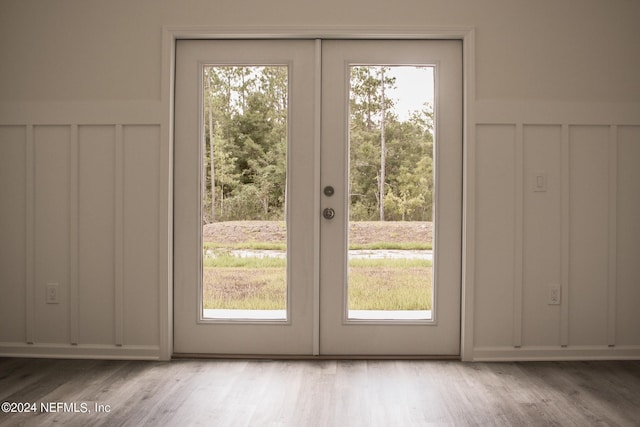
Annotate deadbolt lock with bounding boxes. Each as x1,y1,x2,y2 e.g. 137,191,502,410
322,207,336,220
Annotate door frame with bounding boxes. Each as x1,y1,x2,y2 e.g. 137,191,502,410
160,26,477,361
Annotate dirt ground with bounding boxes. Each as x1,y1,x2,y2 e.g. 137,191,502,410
202,221,432,244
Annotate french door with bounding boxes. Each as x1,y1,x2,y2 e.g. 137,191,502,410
173,39,462,356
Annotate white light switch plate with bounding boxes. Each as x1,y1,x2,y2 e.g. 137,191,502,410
534,170,547,192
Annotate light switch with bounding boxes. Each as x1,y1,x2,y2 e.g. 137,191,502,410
534,170,547,192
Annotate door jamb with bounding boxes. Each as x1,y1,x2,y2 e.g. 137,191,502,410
160,26,476,361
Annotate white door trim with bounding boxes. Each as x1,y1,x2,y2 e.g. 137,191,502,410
160,26,477,361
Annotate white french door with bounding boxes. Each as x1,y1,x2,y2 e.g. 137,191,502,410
320,40,462,355
173,39,462,356
173,40,317,354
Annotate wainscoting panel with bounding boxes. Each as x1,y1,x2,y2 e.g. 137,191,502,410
0,109,162,359
78,125,116,345
0,126,27,343
474,124,516,348
1,99,638,360
473,115,640,360
34,125,71,344
122,125,161,347
568,126,609,346
522,125,562,347
616,126,640,346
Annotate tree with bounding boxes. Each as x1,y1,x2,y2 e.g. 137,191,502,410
349,66,435,223
349,66,396,221
379,67,387,221
204,68,217,222
202,64,435,224
203,65,288,221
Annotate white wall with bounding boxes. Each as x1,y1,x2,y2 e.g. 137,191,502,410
0,0,639,360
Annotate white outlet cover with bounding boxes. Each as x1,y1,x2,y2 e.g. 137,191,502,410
548,284,561,305
46,283,60,304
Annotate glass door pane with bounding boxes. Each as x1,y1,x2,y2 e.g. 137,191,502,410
201,65,289,321
348,66,435,321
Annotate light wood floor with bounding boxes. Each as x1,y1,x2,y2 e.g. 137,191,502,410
1,358,639,426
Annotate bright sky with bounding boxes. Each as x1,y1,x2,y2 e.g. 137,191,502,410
386,66,434,121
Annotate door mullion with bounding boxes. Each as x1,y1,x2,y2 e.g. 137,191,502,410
313,39,322,356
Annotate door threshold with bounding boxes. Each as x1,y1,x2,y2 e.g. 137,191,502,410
172,353,460,361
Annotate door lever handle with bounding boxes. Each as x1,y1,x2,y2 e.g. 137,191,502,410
322,207,336,220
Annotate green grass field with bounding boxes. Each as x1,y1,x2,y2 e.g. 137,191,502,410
203,255,432,311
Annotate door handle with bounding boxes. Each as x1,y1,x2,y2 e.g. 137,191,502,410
322,207,336,220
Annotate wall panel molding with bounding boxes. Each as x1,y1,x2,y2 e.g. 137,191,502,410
521,124,562,347
0,125,28,343
476,101,640,125
513,124,524,348
0,118,162,359
70,125,79,345
473,345,640,362
474,124,516,348
473,113,638,360
33,125,71,344
115,125,125,347
616,126,640,347
77,125,117,345
25,125,35,345
0,101,162,126
122,125,161,347
0,343,160,360
560,124,570,346
608,126,618,347
568,125,609,346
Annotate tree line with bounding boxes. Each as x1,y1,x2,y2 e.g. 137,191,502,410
202,65,434,223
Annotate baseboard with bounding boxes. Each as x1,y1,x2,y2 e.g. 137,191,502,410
172,353,460,360
472,345,640,361
4,343,638,362
0,343,161,360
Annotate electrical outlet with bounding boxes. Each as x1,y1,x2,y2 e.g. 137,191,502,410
534,170,548,192
46,283,59,304
548,284,561,305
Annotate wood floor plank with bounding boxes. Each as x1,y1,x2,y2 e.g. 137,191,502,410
1,358,639,426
